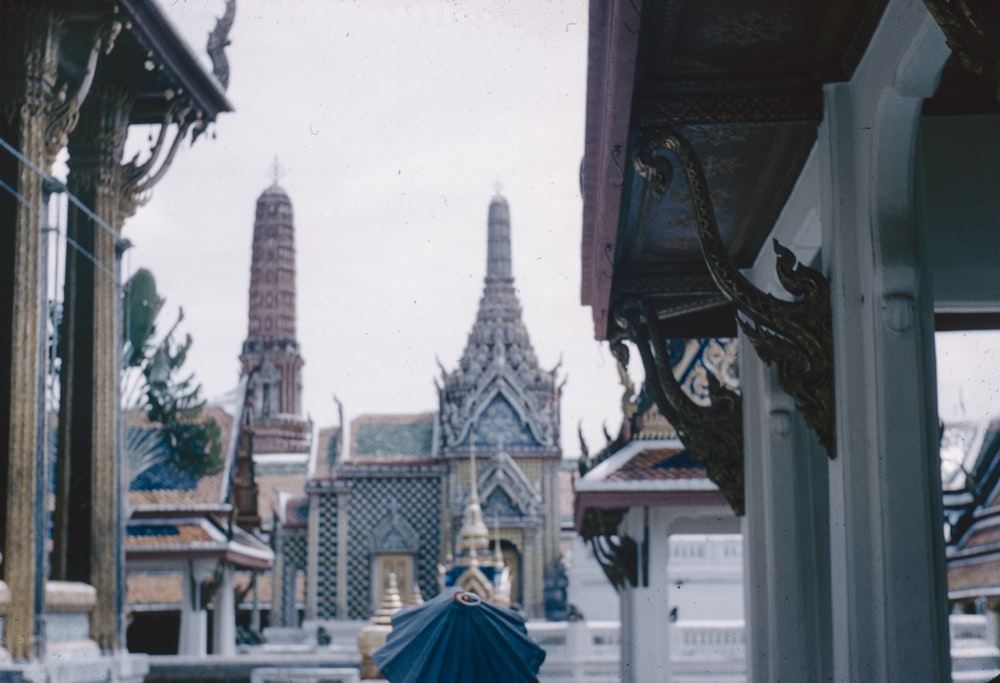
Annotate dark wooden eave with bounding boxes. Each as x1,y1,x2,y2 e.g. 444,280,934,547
581,0,890,340
57,0,232,125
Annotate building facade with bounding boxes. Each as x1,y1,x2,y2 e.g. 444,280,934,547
297,194,564,621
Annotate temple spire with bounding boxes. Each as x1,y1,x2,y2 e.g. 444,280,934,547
239,181,310,449
486,193,512,283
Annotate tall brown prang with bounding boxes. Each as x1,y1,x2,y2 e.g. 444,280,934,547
239,182,310,454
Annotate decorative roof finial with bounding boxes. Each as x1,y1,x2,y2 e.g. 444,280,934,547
373,572,403,625
486,190,512,282
458,443,489,561
206,0,236,90
271,155,284,186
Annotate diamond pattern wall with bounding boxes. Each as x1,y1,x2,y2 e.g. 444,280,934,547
315,493,338,618
345,476,443,619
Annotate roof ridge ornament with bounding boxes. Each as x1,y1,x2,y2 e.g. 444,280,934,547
635,128,836,459
207,0,236,90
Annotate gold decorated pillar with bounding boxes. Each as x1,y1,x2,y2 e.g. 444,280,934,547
54,79,132,652
0,3,64,660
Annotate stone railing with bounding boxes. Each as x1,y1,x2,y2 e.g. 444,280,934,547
670,619,745,662
950,614,1000,683
669,535,743,571
250,667,360,683
526,620,621,683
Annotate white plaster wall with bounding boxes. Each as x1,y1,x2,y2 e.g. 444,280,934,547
566,534,619,622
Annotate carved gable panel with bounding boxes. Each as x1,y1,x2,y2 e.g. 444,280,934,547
466,395,539,450
369,501,420,554
483,487,521,518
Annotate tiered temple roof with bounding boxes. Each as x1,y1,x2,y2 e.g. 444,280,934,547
438,195,561,455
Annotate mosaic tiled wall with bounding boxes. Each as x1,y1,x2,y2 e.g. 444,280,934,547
346,476,443,619
315,493,338,618
278,530,307,613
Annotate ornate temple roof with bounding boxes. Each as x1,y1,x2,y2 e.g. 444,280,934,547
438,195,561,455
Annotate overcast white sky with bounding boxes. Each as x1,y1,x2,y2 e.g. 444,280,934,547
116,0,1000,461
122,0,628,456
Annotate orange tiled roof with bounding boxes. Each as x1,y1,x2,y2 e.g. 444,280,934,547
961,522,1000,550
126,523,213,547
128,405,235,508
129,471,226,507
949,557,1000,593
605,447,704,482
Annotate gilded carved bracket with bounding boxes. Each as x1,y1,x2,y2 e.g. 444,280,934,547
923,0,1000,100
635,129,836,458
611,300,745,515
44,19,122,167
119,97,198,217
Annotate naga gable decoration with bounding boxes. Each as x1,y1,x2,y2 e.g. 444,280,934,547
636,129,836,458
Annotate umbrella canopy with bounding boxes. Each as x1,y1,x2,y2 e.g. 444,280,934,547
371,590,546,683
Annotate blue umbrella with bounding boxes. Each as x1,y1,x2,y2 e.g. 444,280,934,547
372,590,546,683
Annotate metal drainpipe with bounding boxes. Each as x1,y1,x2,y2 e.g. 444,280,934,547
34,177,63,658
114,235,132,651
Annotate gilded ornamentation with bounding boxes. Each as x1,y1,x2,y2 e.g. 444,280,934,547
611,300,745,515
0,5,59,126
43,19,121,166
66,84,133,196
923,0,1000,100
643,129,836,458
119,97,198,217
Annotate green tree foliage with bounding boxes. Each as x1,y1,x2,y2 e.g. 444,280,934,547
123,268,223,481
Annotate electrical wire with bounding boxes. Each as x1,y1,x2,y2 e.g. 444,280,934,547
0,139,119,284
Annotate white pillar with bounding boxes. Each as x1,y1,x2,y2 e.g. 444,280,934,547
178,562,212,657
619,507,670,683
741,345,832,681
821,9,950,678
212,563,236,657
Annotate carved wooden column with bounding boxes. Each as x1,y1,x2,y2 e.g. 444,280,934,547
0,4,62,660
55,79,132,653
1,4,117,659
